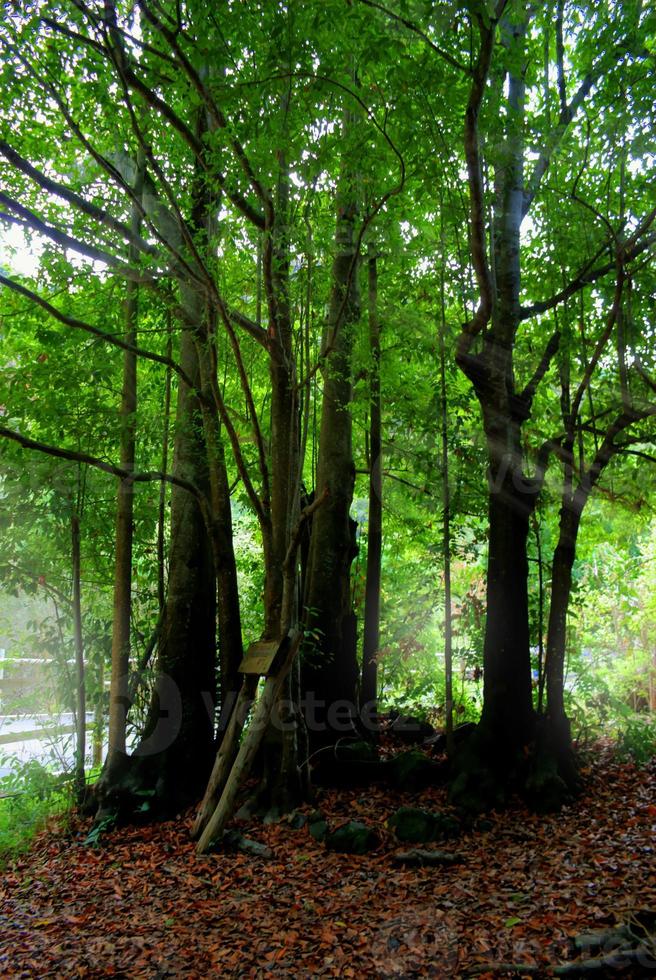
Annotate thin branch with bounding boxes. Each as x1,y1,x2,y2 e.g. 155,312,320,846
0,274,198,393
569,257,623,422
0,425,204,502
617,447,656,465
353,0,470,75
227,307,268,347
283,486,329,576
520,231,655,319
0,192,122,268
634,359,656,395
138,0,270,226
0,141,158,257
519,329,560,408
523,71,595,218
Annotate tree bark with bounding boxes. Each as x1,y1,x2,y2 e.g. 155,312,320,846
545,500,581,751
106,157,143,763
361,251,382,720
71,513,86,803
135,324,216,806
303,107,361,749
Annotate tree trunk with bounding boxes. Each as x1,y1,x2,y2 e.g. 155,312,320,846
252,102,305,815
303,109,360,751
71,513,86,803
106,158,143,763
360,252,382,722
545,499,582,751
96,327,217,818
157,310,172,615
438,251,454,754
479,471,535,748
134,325,217,806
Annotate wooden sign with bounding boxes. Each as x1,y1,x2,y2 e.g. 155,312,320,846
239,640,280,676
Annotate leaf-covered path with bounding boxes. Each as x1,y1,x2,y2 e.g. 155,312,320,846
1,747,654,978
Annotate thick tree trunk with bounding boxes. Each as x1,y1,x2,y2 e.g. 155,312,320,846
252,115,306,815
96,328,217,818
135,325,216,806
479,474,535,747
303,122,360,751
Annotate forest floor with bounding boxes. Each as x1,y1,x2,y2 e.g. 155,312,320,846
0,743,654,979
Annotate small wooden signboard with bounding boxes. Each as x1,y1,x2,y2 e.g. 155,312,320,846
239,640,280,677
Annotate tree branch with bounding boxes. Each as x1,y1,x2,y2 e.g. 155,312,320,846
523,71,595,218
0,273,199,394
353,0,470,75
0,425,205,503
0,141,158,257
519,329,560,408
520,231,655,319
456,11,499,364
0,192,123,269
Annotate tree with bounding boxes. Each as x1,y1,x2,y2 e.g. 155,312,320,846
448,0,655,806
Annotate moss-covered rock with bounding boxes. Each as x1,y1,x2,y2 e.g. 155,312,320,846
388,806,460,843
392,848,463,866
317,740,386,786
325,820,379,854
387,750,437,792
390,715,435,744
308,810,328,842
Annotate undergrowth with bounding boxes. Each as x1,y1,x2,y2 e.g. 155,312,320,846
0,756,73,865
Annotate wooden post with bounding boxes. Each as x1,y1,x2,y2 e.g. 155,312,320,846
196,630,302,854
191,674,258,839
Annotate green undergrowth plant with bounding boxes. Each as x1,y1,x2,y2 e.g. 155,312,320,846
0,755,73,865
615,714,656,766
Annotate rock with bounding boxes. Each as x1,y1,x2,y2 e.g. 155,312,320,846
333,740,387,785
285,811,307,830
392,848,463,866
390,715,435,744
221,830,273,859
308,811,328,842
325,820,378,854
387,749,437,792
315,740,386,786
336,740,379,764
388,806,460,844
572,925,633,954
425,721,477,752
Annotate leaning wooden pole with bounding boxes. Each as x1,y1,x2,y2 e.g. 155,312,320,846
196,631,302,854
195,490,327,854
191,674,258,840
